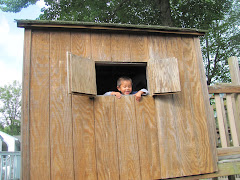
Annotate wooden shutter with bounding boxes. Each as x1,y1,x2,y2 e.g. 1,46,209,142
147,57,181,95
67,52,97,95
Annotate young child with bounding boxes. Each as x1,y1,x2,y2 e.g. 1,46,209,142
104,77,148,101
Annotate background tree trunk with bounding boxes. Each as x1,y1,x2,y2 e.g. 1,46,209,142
155,0,173,26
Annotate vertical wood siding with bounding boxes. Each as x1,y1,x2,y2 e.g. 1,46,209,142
129,34,149,62
91,32,111,62
22,30,217,180
135,96,161,179
21,29,31,180
72,95,97,180
71,32,98,180
173,36,200,176
94,96,119,180
149,35,183,178
194,37,218,172
49,32,74,179
115,96,141,179
111,33,131,62
30,31,51,180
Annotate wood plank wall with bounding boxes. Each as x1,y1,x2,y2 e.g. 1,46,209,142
29,30,51,180
50,32,74,179
22,29,217,180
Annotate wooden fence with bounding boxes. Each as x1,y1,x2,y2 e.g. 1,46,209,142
207,56,240,180
208,56,240,148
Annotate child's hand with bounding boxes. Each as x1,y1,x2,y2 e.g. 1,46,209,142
111,92,122,99
134,91,144,102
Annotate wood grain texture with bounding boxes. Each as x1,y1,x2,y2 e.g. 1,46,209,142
71,31,97,180
71,31,91,59
21,29,31,180
166,36,184,83
147,57,181,95
72,95,97,180
189,81,216,172
149,35,218,178
148,35,167,60
226,94,240,146
115,96,141,180
130,34,148,62
29,31,50,180
186,37,216,173
111,33,131,62
208,85,240,94
193,37,218,172
91,32,111,61
215,94,230,148
49,32,74,179
218,147,240,156
154,95,182,178
180,37,197,83
135,96,161,179
70,54,97,95
168,36,200,176
148,35,181,178
94,96,120,180
228,57,240,84
149,35,199,178
147,35,181,94
228,56,240,146
23,28,220,180
173,82,200,176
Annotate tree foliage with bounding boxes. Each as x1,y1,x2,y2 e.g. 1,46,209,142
38,0,172,25
37,0,232,28
0,0,232,27
0,0,38,12
170,0,232,29
201,1,240,84
0,81,21,135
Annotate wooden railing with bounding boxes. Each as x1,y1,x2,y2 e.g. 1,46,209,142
208,56,240,149
208,85,240,148
206,56,240,180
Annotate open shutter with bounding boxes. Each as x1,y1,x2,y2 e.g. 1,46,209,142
67,52,97,95
147,57,181,95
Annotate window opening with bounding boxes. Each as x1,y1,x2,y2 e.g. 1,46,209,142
95,63,147,95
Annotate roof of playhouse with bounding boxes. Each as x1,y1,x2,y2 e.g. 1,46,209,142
16,19,207,36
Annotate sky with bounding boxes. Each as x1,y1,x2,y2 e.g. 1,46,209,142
0,0,45,87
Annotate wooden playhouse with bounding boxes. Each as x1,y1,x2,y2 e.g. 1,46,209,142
17,20,236,180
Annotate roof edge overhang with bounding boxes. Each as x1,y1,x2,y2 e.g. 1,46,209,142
16,19,208,36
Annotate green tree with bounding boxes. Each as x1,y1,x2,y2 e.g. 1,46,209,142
37,0,232,27
0,81,21,135
1,0,232,27
0,0,38,12
201,1,240,85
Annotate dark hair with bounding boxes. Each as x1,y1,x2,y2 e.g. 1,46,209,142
117,77,132,87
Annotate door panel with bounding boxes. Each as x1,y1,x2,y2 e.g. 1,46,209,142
147,57,181,95
67,52,97,95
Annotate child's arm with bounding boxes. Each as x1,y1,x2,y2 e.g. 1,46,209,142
134,89,148,102
104,91,122,99
139,89,149,95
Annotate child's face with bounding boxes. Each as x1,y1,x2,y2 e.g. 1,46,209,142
117,80,132,95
